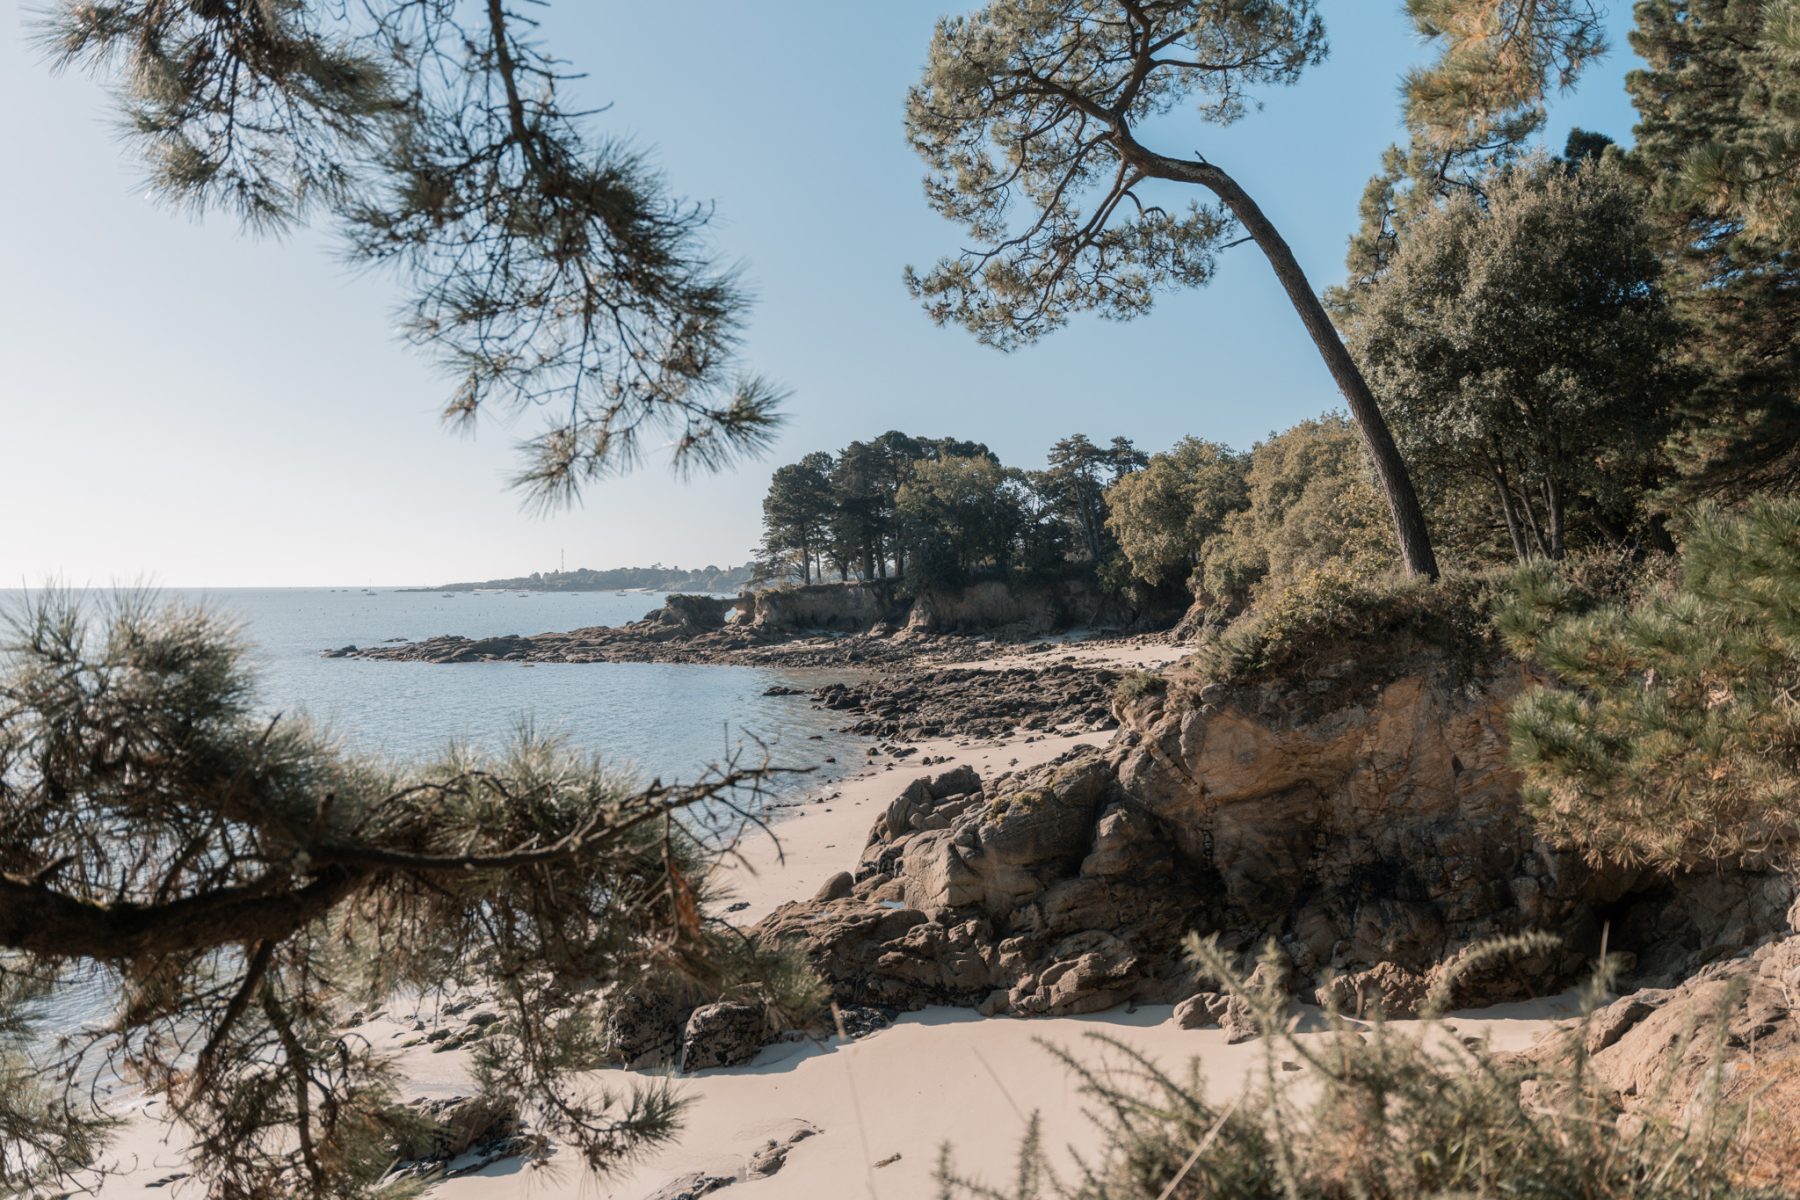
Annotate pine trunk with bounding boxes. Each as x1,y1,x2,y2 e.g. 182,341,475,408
1164,157,1441,580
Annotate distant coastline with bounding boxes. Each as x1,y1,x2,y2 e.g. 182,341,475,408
401,563,754,594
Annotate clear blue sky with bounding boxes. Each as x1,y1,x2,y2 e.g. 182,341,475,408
0,2,1645,587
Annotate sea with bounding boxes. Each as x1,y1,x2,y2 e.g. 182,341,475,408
3,585,861,787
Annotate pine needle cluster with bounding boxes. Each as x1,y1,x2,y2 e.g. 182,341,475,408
1503,498,1800,871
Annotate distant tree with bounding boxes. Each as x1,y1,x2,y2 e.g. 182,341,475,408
1104,438,1248,592
37,0,781,504
760,452,838,583
1038,435,1147,566
896,457,1025,589
1344,155,1684,561
1627,0,1800,498
1199,415,1394,607
904,0,1442,579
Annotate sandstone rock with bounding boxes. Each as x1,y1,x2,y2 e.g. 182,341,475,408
1515,934,1800,1135
1314,962,1431,1019
680,1001,769,1071
1171,991,1229,1030
814,871,854,902
1008,931,1141,1016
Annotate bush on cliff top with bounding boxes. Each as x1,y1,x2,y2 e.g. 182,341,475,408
1172,553,1663,713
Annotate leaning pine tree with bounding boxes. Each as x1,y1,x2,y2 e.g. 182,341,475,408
904,0,1443,577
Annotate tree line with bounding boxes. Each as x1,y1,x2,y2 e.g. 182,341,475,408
755,431,1146,592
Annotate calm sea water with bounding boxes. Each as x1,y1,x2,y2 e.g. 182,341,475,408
4,586,858,788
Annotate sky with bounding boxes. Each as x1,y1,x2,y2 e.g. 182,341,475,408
0,2,1647,587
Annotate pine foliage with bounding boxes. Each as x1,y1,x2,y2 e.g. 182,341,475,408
36,1,782,504
0,592,818,1196
1504,498,1800,870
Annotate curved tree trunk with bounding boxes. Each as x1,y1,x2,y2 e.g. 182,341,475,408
1152,155,1441,579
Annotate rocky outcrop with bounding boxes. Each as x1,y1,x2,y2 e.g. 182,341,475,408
756,657,1797,1021
734,582,903,633
907,579,1114,636
810,663,1119,742
330,583,1173,666
1510,931,1800,1165
757,755,1213,1015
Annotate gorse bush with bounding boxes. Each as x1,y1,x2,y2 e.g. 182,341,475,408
1505,498,1800,871
935,935,1767,1200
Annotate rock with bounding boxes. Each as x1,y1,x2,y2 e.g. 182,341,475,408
1315,963,1431,1019
641,1173,736,1200
602,981,697,1068
1220,998,1262,1044
1008,931,1141,1016
393,1093,520,1164
745,1125,819,1178
833,1004,899,1040
1513,934,1800,1139
814,871,854,902
1171,992,1230,1030
679,1001,769,1071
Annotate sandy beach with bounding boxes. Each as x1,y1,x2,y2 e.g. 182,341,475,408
87,719,1579,1200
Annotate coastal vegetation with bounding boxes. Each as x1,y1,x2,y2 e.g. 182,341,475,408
9,0,1800,1195
426,564,755,594
0,592,819,1196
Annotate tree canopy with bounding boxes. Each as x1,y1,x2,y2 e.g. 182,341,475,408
39,0,782,506
1345,154,1683,562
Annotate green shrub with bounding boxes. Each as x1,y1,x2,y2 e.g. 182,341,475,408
935,937,1767,1200
1182,563,1509,701
1113,670,1169,706
1505,498,1800,871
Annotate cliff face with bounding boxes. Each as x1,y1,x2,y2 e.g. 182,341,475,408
905,578,1113,635
757,653,1796,1019
733,582,903,632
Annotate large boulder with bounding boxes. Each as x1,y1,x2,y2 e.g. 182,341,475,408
679,1001,770,1071
759,758,1208,1014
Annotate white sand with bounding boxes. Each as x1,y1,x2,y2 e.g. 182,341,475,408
89,724,1578,1200
940,632,1189,674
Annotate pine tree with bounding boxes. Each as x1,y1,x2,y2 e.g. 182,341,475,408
36,1,782,505
1503,498,1800,870
1627,0,1800,497
904,0,1443,581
